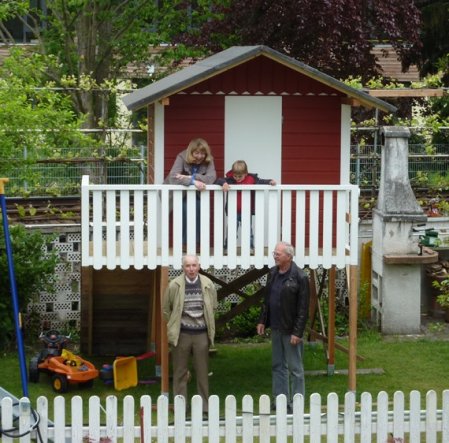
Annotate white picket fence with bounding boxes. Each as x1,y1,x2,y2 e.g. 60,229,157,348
1,390,449,442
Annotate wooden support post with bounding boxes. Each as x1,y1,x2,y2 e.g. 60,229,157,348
307,269,318,338
154,275,162,370
159,266,169,396
348,264,359,392
80,267,94,355
327,266,336,375
146,271,155,352
151,277,157,350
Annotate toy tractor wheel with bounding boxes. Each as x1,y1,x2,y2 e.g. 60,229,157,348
29,356,40,383
52,374,68,393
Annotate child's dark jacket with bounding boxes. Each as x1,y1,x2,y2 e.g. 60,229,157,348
216,171,272,214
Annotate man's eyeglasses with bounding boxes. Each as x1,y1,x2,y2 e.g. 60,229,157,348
272,251,283,257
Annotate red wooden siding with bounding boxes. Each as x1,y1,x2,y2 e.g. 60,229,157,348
162,57,343,185
164,95,225,177
183,57,342,96
282,96,341,185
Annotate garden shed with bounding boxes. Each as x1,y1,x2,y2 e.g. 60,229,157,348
81,45,396,392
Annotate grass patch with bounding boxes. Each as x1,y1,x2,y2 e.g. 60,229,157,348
1,328,449,421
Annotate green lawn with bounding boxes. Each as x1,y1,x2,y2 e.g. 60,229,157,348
2,327,449,418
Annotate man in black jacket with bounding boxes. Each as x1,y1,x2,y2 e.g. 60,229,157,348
257,241,309,412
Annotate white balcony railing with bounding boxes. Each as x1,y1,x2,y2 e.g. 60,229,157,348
81,176,359,270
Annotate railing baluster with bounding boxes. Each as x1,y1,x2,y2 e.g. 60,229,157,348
267,189,279,258
227,191,238,268
120,191,130,270
295,190,306,269
213,190,225,267
186,190,197,254
309,190,320,269
322,190,333,269
336,190,347,269
134,190,144,270
147,191,158,269
281,190,292,243
200,191,211,268
253,190,265,268
106,190,116,270
160,187,171,266
92,190,103,270
171,189,183,268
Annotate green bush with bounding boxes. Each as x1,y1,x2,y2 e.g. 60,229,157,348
0,224,59,349
221,304,262,339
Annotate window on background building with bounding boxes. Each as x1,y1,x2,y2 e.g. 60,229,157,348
2,0,47,44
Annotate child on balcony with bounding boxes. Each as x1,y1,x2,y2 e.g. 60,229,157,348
216,160,276,252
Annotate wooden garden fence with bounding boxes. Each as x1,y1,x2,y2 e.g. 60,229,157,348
1,390,449,442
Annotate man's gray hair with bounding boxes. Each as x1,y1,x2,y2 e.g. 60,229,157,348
182,254,200,266
278,241,295,257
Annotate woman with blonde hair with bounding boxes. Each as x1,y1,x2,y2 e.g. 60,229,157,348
165,138,217,244
165,138,216,187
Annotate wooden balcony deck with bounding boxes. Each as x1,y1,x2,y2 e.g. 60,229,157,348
81,176,359,270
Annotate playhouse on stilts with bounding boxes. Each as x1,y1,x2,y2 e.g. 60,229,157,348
80,45,397,393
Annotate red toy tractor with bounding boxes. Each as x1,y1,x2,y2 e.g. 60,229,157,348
29,330,99,393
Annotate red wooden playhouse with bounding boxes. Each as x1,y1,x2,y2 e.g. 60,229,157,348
81,46,395,392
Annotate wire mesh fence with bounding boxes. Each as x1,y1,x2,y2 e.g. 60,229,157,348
351,143,449,189
2,140,449,197
2,145,147,196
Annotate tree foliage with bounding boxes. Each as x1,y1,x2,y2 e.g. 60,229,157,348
418,0,449,84
0,48,96,193
0,0,226,128
175,0,423,80
0,224,59,349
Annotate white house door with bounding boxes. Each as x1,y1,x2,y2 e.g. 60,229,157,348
224,96,282,249
224,96,282,181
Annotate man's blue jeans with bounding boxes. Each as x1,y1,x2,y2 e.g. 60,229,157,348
271,329,305,406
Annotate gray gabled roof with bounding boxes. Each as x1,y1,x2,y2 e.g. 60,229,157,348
122,45,397,113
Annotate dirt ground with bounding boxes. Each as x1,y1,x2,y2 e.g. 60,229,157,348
389,314,449,341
